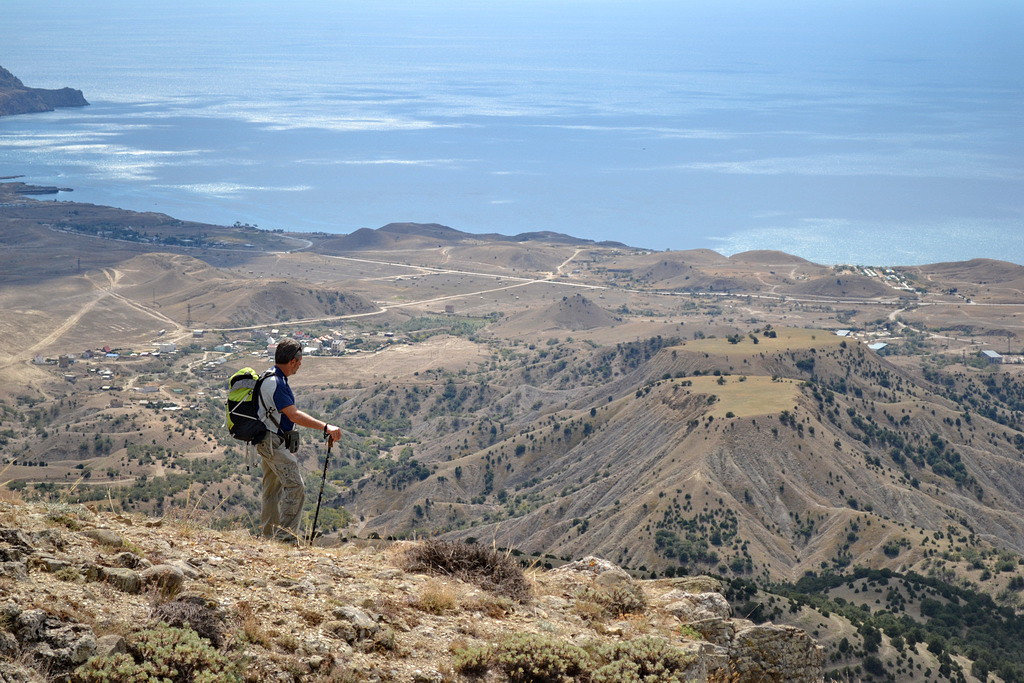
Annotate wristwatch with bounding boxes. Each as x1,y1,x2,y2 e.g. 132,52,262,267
323,423,329,437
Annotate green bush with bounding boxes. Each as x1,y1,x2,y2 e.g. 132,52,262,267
403,539,531,602
590,636,695,681
492,633,590,682
451,634,695,682
72,624,240,683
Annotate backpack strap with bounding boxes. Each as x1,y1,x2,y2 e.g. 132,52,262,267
256,370,284,434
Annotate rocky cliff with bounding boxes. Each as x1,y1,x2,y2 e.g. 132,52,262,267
0,65,88,117
0,500,822,681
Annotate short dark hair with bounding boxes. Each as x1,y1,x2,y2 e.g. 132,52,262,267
275,338,302,365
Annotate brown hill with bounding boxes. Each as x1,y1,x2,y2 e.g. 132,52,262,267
728,250,815,266
918,258,1024,285
492,293,620,333
112,253,376,327
783,274,894,299
635,259,698,284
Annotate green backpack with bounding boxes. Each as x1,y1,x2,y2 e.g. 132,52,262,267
226,367,271,444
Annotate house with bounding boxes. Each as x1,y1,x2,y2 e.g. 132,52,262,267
867,342,888,351
835,330,851,337
981,350,1003,364
154,343,176,353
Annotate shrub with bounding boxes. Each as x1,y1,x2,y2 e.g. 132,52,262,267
151,596,226,647
73,624,240,682
450,634,695,682
492,633,591,682
576,582,647,618
453,643,492,678
590,636,695,681
403,539,531,602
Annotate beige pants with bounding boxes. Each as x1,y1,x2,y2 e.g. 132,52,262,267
257,432,305,540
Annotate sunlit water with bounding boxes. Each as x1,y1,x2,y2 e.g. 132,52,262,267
2,0,1022,265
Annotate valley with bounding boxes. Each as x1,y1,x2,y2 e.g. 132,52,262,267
3,182,1024,680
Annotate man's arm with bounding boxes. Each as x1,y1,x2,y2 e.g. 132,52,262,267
280,405,342,444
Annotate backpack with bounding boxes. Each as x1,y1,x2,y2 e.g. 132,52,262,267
226,367,272,444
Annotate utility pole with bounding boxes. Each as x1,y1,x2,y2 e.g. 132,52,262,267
186,303,193,327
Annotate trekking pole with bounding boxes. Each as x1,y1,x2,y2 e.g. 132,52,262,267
309,434,333,544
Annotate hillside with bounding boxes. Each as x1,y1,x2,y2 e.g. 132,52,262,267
0,65,88,117
0,499,824,682
338,328,1024,593
785,274,894,299
115,254,377,327
6,193,1024,680
491,294,620,334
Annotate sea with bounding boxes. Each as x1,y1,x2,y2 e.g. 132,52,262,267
1,0,1022,265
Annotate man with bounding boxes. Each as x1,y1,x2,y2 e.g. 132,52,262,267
257,338,342,542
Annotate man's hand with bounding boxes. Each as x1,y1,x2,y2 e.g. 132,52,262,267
325,424,342,445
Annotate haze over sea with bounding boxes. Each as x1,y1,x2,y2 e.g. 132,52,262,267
2,0,1022,265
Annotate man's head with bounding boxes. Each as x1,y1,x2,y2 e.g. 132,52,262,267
275,338,303,376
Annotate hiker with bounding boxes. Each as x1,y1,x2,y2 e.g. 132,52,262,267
257,338,342,542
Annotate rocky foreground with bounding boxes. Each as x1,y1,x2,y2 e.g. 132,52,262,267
0,499,822,681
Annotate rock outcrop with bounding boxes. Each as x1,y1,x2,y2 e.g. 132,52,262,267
0,65,88,117
0,504,823,681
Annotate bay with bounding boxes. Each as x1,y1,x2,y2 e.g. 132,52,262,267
1,0,1022,264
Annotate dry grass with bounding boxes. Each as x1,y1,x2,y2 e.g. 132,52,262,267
411,579,460,615
680,375,800,418
235,600,273,649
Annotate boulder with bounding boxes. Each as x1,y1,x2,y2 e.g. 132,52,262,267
113,551,147,569
0,561,27,581
664,592,731,621
330,606,379,641
81,529,124,547
0,529,34,550
728,623,824,682
13,610,97,673
0,629,18,657
29,529,67,551
0,547,26,563
28,555,70,573
101,567,142,594
94,634,127,658
687,616,736,646
140,564,185,596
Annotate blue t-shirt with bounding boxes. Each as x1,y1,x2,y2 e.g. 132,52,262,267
258,366,295,435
